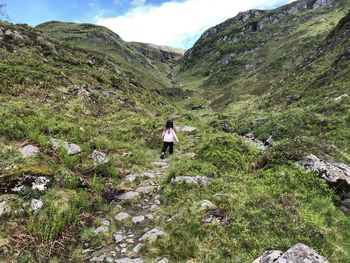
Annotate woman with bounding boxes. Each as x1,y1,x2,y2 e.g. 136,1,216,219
161,120,179,159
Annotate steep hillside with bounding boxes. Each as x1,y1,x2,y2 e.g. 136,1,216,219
36,21,179,91
179,0,347,103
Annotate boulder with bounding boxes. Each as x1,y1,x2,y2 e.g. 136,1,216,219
302,155,350,194
19,145,39,158
252,243,328,263
138,228,166,242
0,201,6,217
277,243,328,263
252,250,283,263
91,150,109,164
171,176,211,186
50,138,81,155
157,258,169,263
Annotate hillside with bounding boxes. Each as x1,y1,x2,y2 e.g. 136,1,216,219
36,21,179,92
1,0,350,263
180,0,347,102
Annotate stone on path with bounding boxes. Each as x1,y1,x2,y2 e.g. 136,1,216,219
137,185,157,194
116,191,140,201
50,138,81,155
157,258,169,263
133,244,144,253
132,215,145,224
113,233,125,243
115,212,130,221
93,220,110,235
92,150,109,164
115,258,143,263
19,145,39,158
31,199,43,211
139,228,166,243
171,176,211,186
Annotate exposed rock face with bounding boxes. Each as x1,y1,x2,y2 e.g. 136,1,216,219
252,243,328,263
302,155,350,193
171,176,211,186
50,138,81,155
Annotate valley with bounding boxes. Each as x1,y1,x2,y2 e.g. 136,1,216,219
0,0,350,262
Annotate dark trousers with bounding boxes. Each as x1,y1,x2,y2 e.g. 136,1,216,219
162,141,174,154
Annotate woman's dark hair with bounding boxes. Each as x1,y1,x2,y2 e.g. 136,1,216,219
165,120,173,134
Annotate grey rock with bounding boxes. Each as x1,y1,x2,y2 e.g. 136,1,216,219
31,199,43,211
50,138,81,155
113,233,125,243
132,215,145,224
276,243,328,263
132,244,144,253
334,94,349,103
171,176,211,186
139,228,165,242
252,243,328,263
90,255,105,262
198,200,215,209
136,185,157,194
0,201,6,217
179,126,197,134
114,212,130,221
93,225,109,235
252,250,283,263
102,219,110,226
31,176,51,191
302,155,350,192
115,258,143,263
13,30,24,40
157,258,169,263
116,191,140,201
92,150,109,164
19,145,39,158
125,173,138,182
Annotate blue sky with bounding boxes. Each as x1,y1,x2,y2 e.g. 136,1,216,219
2,0,293,49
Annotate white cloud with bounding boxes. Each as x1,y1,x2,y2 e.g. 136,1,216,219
96,0,290,49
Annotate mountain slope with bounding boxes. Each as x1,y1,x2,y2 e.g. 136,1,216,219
179,0,347,105
36,21,181,92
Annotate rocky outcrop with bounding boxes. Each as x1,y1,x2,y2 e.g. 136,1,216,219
252,243,328,263
302,155,350,194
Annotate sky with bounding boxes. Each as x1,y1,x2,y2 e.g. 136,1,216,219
2,0,294,49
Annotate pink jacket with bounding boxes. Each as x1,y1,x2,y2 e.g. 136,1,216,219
162,128,179,143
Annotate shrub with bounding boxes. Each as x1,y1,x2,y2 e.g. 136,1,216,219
28,189,89,242
197,134,258,172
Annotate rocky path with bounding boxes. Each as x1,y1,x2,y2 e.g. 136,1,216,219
86,156,172,263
